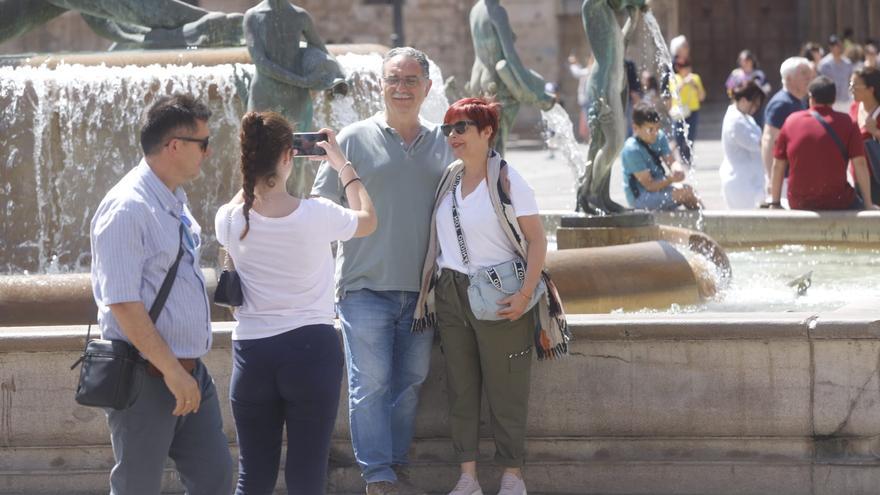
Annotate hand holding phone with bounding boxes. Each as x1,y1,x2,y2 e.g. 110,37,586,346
307,128,348,171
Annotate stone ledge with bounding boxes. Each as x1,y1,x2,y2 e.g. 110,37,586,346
6,311,880,353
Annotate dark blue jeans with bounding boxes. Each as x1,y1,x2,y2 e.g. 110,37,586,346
230,324,344,495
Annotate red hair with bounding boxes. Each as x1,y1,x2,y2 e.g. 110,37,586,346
443,97,501,145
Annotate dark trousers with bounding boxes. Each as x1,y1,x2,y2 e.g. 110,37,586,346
230,324,344,495
107,360,233,495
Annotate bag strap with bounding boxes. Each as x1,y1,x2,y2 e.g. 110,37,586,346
635,137,667,176
810,110,849,163
450,173,470,268
148,223,186,323
223,206,234,270
73,224,184,370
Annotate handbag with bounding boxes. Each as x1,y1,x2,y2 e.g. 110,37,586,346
450,173,546,321
72,224,185,410
213,206,243,308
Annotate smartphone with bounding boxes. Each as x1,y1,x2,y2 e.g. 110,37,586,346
292,132,328,156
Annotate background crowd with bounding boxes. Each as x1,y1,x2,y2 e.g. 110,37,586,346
568,29,880,213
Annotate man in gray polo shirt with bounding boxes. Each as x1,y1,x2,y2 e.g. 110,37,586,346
90,94,232,494
312,47,454,495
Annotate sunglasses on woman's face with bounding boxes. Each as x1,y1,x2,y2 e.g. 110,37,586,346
441,120,477,137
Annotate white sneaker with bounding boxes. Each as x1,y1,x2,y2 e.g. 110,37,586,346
448,472,483,495
496,472,527,495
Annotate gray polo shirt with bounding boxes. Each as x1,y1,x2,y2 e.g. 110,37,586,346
312,113,455,296
90,160,212,358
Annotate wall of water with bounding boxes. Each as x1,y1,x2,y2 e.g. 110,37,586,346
0,54,449,274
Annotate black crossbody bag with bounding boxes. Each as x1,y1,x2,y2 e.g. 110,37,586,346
71,225,185,410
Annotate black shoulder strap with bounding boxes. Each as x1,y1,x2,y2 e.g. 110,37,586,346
635,137,667,175
496,159,512,205
148,224,185,323
810,110,849,163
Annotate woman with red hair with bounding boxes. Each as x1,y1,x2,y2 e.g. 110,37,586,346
413,98,569,495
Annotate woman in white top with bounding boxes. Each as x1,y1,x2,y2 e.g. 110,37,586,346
416,98,552,495
215,111,376,495
720,81,766,209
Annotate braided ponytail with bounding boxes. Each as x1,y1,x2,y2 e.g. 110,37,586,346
238,111,294,239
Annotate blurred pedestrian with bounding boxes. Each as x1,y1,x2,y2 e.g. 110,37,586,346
720,81,766,208
818,35,854,112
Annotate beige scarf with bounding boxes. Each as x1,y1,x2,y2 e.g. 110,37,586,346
412,151,570,360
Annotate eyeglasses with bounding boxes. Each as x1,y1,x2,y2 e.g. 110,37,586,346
441,120,478,137
169,136,210,152
849,83,867,91
382,76,422,88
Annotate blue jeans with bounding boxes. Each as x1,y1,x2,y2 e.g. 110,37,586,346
337,289,435,483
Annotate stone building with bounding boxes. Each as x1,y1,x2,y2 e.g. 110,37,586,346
2,1,880,136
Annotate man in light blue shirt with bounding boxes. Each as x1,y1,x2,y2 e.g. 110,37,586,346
90,94,232,494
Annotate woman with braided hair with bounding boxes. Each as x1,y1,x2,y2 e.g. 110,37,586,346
215,111,376,494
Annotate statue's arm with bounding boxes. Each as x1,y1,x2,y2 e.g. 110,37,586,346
490,9,554,106
81,14,147,44
301,12,329,53
244,13,315,88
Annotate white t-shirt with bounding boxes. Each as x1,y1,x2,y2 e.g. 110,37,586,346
436,166,539,274
214,198,358,340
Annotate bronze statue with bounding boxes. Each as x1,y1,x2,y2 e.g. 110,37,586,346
466,0,556,154
576,0,646,214
0,0,244,48
244,0,347,195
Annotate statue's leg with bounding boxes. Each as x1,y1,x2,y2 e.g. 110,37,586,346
496,101,519,155
0,0,67,45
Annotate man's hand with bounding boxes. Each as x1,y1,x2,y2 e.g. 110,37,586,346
670,170,686,183
164,366,201,416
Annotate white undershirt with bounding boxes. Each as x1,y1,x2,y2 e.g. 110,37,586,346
215,198,358,340
436,165,539,274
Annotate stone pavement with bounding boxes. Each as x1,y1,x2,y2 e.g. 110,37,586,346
509,102,728,212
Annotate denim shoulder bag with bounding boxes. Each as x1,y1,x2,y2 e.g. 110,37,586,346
450,173,546,321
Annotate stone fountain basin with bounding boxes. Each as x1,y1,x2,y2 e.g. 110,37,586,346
2,310,880,494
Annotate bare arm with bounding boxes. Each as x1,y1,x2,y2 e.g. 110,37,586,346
108,302,200,416
633,169,682,192
761,125,781,189
314,129,377,237
852,156,877,208
769,158,787,205
497,214,547,320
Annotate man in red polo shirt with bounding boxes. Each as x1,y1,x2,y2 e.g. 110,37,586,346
770,76,877,210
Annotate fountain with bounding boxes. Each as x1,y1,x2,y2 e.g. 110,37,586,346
2,2,880,494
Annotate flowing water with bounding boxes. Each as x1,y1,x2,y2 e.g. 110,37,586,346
618,245,880,314
0,53,449,274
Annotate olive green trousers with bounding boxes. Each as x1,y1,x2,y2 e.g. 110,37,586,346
435,269,535,467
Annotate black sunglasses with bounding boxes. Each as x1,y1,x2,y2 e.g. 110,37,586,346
441,120,477,137
170,136,210,152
